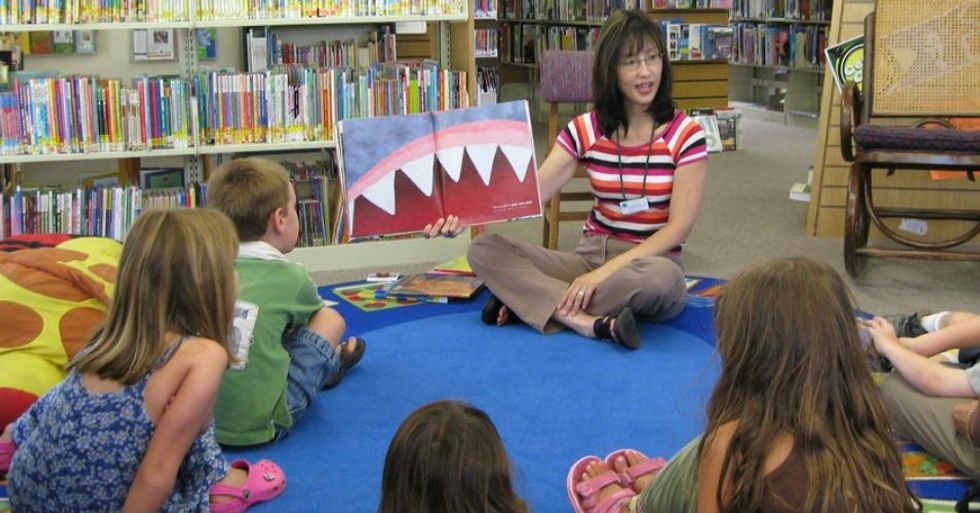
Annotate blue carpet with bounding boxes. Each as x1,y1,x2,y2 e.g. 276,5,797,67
224,281,722,513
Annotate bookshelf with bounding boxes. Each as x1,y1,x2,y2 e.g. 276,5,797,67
494,3,731,114
0,0,477,273
728,0,830,119
474,7,499,106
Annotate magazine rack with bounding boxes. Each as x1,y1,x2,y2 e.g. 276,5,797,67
838,0,980,276
540,50,595,249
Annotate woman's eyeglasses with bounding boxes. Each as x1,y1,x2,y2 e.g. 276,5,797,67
618,52,662,72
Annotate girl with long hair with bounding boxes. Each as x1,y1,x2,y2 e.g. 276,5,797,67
0,209,285,513
568,257,920,513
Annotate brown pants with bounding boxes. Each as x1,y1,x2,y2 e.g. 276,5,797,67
467,233,687,333
881,373,980,480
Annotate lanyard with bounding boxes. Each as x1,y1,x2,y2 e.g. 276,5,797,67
615,123,657,201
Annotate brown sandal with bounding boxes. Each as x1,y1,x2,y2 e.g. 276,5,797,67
323,337,366,390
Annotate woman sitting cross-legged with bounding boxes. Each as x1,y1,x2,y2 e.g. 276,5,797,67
463,8,708,349
567,257,921,513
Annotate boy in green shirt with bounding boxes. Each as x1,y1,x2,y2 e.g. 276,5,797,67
208,157,366,446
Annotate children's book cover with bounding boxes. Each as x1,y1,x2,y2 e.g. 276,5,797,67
338,100,541,239
388,273,485,299
824,35,864,93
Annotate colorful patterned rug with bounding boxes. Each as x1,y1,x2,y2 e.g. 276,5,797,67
902,437,976,511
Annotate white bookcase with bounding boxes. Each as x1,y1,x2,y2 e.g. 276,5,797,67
0,1,477,272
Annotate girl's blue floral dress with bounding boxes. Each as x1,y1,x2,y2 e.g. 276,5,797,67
8,338,229,512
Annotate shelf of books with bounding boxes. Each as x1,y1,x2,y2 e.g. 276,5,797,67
494,1,730,111
0,0,478,272
727,0,830,117
474,0,498,105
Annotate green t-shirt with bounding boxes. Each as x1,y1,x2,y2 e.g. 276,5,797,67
214,255,323,446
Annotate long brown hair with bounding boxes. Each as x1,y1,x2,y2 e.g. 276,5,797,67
700,257,919,513
592,8,675,138
379,400,528,513
69,208,239,384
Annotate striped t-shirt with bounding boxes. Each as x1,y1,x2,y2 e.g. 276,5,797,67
557,109,707,245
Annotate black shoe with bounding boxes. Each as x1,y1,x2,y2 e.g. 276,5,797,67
883,311,930,338
593,308,642,350
480,294,520,326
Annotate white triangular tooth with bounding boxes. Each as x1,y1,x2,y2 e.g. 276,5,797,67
499,144,533,182
360,171,397,215
467,144,498,186
436,147,465,182
400,154,435,196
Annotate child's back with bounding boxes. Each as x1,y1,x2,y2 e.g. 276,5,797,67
9,336,227,512
1,209,284,512
208,157,365,446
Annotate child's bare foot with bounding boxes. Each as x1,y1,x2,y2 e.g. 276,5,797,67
611,450,661,494
578,460,631,513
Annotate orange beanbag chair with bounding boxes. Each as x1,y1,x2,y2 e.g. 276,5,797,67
0,235,121,428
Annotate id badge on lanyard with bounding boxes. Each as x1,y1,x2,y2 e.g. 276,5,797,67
619,197,648,214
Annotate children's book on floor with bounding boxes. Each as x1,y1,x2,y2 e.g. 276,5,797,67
337,100,542,239
429,255,476,276
387,273,485,300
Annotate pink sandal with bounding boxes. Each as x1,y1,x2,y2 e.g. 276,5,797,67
210,459,286,513
0,439,16,473
567,455,637,513
603,448,666,488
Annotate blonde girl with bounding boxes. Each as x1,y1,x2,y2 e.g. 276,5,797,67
0,209,285,513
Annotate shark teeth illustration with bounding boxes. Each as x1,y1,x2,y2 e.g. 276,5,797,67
358,143,535,214
499,144,532,182
360,170,397,215
400,154,435,196
466,144,498,186
436,146,465,182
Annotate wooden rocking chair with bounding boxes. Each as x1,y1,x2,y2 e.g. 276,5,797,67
838,0,980,276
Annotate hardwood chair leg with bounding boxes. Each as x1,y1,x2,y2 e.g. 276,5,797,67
844,163,870,277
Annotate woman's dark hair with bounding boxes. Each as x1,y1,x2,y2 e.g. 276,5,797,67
592,8,675,138
378,400,528,513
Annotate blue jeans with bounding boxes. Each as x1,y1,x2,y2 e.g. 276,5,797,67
274,327,340,441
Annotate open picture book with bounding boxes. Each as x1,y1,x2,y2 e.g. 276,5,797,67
337,100,542,239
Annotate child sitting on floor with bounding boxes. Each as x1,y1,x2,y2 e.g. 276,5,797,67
379,400,528,513
867,310,980,480
0,209,285,512
207,157,366,446
567,257,920,513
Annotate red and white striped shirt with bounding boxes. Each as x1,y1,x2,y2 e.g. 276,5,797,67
557,109,707,245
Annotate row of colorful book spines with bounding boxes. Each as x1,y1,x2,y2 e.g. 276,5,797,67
0,79,191,155
195,0,463,19
730,0,830,21
192,68,467,133
268,43,384,70
0,186,186,241
0,189,341,249
195,73,469,145
500,0,645,20
0,69,466,154
731,24,826,67
0,0,463,24
0,0,187,24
